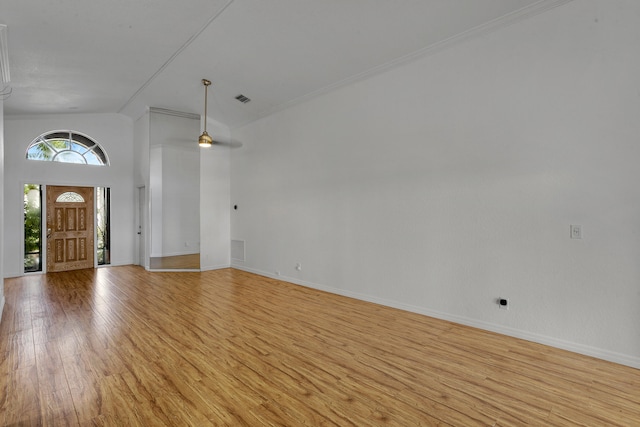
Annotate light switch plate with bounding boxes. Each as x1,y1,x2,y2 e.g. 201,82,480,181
570,224,582,239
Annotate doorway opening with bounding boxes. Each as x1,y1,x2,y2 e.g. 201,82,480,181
23,184,111,273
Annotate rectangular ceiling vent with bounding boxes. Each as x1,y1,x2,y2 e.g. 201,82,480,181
235,94,251,104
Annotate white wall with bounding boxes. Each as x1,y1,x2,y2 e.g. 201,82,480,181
4,113,136,277
148,111,201,258
149,145,164,257
200,118,231,271
160,144,200,256
231,0,640,368
134,113,150,267
134,110,231,270
133,112,150,189
0,99,5,315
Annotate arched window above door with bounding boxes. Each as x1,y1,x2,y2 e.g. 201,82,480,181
26,130,109,165
56,192,85,203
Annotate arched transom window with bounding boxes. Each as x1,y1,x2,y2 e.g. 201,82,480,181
26,130,109,165
56,192,85,203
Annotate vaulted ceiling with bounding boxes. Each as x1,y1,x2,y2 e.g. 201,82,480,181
2,0,570,128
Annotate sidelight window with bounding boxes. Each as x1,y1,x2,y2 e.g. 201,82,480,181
24,184,43,272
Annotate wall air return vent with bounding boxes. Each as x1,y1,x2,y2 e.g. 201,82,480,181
231,240,245,262
235,94,251,104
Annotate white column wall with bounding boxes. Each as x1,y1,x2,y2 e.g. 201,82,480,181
200,119,231,271
134,113,150,267
133,111,231,270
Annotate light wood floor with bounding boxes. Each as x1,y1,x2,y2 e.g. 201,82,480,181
1,267,639,426
149,253,200,270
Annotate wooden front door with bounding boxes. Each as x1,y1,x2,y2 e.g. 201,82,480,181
46,186,95,272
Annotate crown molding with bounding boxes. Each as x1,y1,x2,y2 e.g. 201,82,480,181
253,0,575,125
118,0,235,115
149,107,200,120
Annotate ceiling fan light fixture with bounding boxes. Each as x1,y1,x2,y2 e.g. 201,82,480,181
199,130,213,147
199,78,212,148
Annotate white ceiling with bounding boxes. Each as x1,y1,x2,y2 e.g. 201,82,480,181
2,0,570,128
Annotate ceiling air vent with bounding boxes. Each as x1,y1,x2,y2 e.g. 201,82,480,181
235,94,251,104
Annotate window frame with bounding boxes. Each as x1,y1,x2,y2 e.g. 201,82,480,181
25,130,110,166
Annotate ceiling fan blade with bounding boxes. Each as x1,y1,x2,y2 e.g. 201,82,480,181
211,139,243,149
172,137,243,149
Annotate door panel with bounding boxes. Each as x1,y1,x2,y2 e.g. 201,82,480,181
47,186,94,272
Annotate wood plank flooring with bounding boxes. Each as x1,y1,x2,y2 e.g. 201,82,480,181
149,254,200,270
1,266,639,426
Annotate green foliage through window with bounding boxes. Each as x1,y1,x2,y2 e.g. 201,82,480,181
97,187,111,265
23,184,112,272
24,184,42,272
26,131,109,165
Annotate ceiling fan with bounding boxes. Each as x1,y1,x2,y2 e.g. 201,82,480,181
198,79,213,147
197,78,243,149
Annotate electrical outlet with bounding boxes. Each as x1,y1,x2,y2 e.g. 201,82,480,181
295,263,302,271
498,298,509,310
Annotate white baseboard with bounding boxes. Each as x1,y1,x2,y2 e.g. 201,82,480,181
150,251,199,258
144,263,230,272
100,261,133,268
3,270,22,279
231,264,640,370
112,260,138,266
200,263,231,272
0,294,5,323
